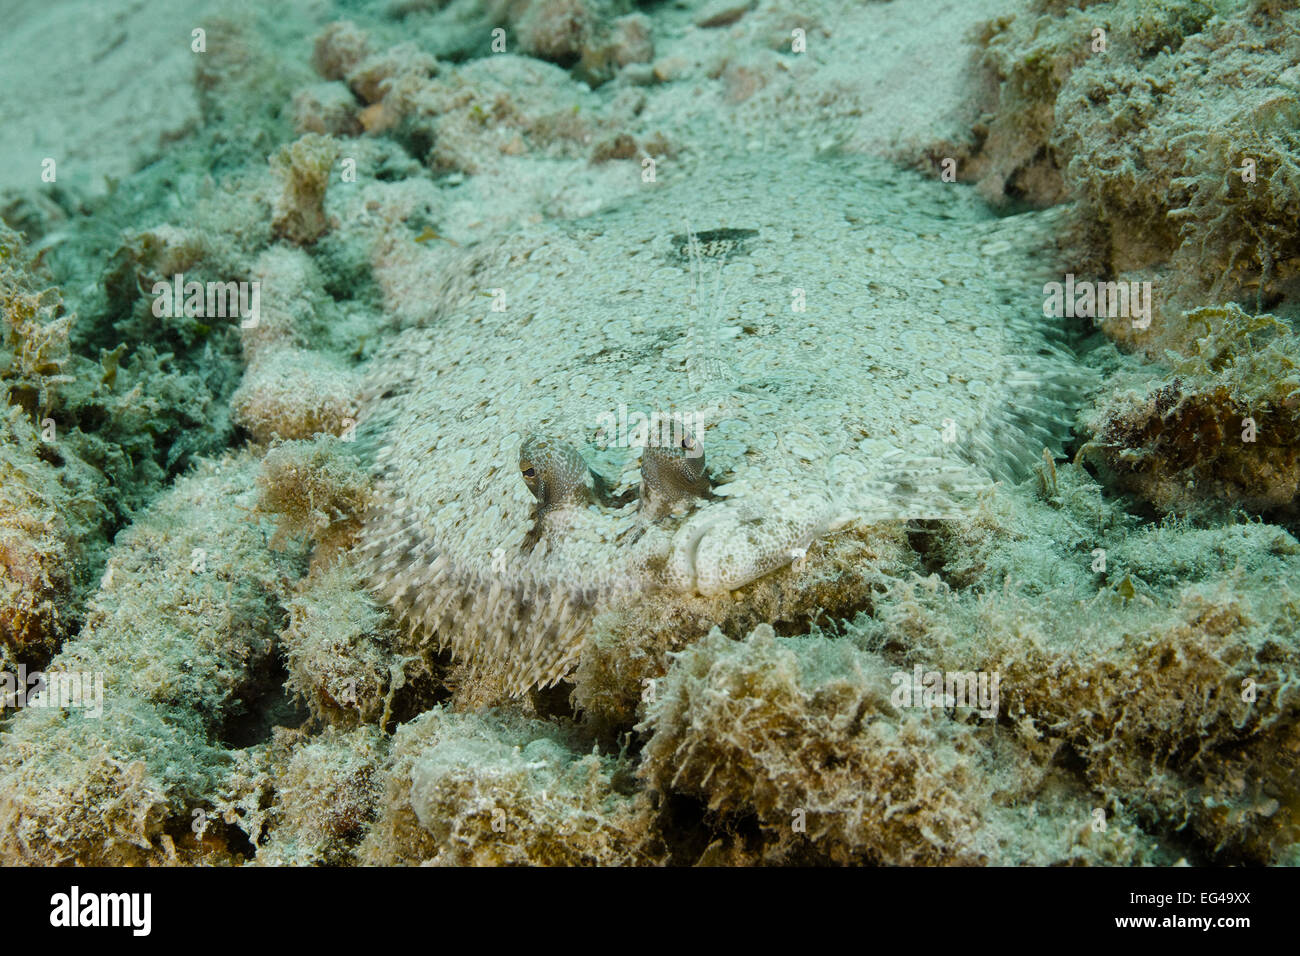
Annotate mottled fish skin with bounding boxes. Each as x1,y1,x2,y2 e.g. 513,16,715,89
519,435,599,550
520,434,594,509
670,227,759,263
354,153,1091,693
638,424,714,519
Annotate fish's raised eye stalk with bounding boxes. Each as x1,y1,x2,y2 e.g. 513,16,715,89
639,424,714,518
520,435,593,512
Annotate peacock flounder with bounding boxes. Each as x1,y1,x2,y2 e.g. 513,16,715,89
355,154,1088,693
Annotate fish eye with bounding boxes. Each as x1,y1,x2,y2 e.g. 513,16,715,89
680,437,692,450
522,466,536,478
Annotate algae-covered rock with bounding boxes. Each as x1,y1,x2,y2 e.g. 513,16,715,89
0,224,111,658
292,82,363,138
1,229,73,417
637,624,991,865
279,561,410,729
973,0,1300,326
219,725,385,866
970,2,1300,516
231,346,361,444
0,408,107,658
637,621,1171,866
270,134,341,245
0,452,300,865
361,707,652,865
256,436,371,558
517,0,599,67
1082,304,1300,516
853,470,1300,864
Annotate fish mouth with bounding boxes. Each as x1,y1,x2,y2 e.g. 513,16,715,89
662,490,833,596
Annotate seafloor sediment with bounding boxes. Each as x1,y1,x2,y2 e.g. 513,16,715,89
0,0,1297,866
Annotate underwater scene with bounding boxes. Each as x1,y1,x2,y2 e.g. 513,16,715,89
0,0,1297,869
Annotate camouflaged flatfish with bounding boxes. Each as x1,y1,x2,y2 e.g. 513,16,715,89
355,153,1087,692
